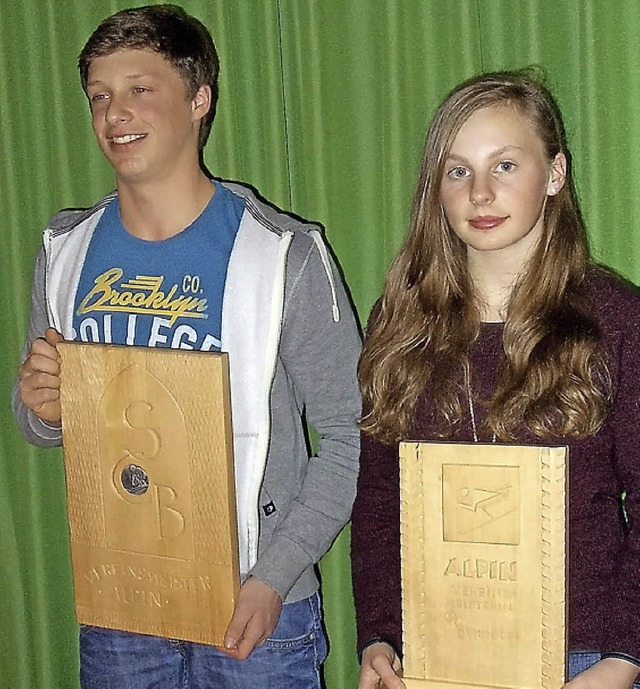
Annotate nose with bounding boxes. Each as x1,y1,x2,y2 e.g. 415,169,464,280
105,94,132,125
469,173,495,206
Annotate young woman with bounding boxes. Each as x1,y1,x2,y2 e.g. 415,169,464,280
351,70,640,689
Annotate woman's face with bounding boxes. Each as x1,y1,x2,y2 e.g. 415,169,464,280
439,105,566,266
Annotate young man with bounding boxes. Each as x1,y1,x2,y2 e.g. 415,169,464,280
13,5,361,688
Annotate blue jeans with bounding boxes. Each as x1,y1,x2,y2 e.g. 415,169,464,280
568,652,602,680
79,593,327,689
568,652,640,686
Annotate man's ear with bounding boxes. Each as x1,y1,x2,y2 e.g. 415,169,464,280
191,85,212,121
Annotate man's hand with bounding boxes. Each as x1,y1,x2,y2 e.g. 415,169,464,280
18,328,64,424
359,642,405,689
564,657,640,689
222,576,283,660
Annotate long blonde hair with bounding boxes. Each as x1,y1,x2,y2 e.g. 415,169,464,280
360,70,610,443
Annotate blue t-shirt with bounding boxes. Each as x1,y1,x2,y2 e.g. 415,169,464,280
72,182,244,350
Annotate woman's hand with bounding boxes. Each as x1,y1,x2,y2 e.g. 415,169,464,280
564,658,639,689
359,642,405,689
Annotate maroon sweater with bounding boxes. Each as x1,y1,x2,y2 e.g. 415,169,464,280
351,269,640,660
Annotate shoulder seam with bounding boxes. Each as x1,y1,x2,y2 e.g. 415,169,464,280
48,192,116,237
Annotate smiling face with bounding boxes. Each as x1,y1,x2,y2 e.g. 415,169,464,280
86,48,210,186
439,105,566,266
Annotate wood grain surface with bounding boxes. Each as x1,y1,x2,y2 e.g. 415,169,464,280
58,342,239,646
400,442,567,688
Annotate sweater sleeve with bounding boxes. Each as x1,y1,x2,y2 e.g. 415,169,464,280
600,296,640,659
351,430,403,658
12,246,63,448
248,235,362,598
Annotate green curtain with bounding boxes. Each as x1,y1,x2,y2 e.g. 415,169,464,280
3,1,640,687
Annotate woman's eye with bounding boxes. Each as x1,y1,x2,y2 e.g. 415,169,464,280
133,87,148,94
448,166,469,180
90,93,108,103
496,161,516,173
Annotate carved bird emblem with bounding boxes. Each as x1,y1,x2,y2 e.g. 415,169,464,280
458,486,511,518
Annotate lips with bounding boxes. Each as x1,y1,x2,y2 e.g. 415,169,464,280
468,215,508,230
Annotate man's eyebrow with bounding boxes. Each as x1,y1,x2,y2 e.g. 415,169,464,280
86,72,158,87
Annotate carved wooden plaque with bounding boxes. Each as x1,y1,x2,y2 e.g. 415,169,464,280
399,442,567,689
58,342,240,646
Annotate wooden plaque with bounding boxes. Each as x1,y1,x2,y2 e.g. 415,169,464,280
399,442,567,689
58,342,240,646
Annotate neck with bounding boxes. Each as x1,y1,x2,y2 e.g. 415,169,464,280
467,248,529,322
116,167,214,241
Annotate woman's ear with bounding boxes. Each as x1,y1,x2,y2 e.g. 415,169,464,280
547,152,567,196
